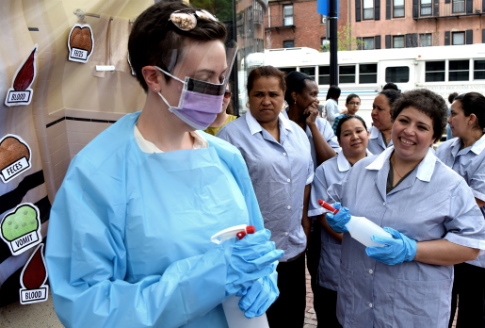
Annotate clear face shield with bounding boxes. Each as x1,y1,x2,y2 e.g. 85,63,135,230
156,41,237,130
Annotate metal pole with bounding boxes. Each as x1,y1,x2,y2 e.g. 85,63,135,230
329,0,338,86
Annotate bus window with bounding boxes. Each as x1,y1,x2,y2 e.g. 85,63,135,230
385,66,409,83
300,67,316,80
359,64,377,84
449,60,469,81
475,60,485,80
425,61,445,82
279,67,297,75
319,66,330,85
339,65,356,84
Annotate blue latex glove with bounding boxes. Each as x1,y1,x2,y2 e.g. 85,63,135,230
326,203,350,233
365,227,417,265
237,264,279,318
225,229,284,296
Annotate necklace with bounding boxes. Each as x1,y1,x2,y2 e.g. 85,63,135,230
393,166,405,179
391,155,412,180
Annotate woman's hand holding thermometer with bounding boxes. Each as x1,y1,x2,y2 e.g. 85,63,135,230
319,201,350,233
318,200,392,247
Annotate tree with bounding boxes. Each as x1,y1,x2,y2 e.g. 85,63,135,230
320,23,362,52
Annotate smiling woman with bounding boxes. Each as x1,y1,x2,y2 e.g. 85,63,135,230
322,89,485,328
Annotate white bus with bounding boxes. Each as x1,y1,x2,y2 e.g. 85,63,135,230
242,44,485,126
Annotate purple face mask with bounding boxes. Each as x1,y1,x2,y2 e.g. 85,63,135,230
156,67,224,130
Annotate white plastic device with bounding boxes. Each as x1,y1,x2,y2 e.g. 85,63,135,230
210,225,270,328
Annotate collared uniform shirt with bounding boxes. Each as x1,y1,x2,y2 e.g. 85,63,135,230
282,110,340,170
218,111,314,262
306,117,340,170
367,125,393,155
309,150,372,291
436,134,485,267
328,146,485,328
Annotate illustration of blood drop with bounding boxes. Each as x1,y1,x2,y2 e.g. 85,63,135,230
22,245,46,289
13,48,36,91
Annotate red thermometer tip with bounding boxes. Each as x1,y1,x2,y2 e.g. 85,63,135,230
318,200,339,214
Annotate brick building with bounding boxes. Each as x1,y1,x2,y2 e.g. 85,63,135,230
351,0,485,49
264,0,349,50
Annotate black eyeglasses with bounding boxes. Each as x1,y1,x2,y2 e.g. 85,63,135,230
169,9,217,31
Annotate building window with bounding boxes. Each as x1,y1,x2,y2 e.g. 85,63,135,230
452,0,465,13
339,65,356,83
283,5,294,26
363,37,374,50
300,67,316,80
393,0,405,17
425,61,445,82
363,0,374,20
385,66,410,83
419,33,432,47
420,0,432,16
359,64,378,83
319,66,330,84
283,40,294,48
475,60,485,80
254,2,264,24
449,60,469,81
393,36,405,48
452,32,465,45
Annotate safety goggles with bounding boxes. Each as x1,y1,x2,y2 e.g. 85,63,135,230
169,9,218,31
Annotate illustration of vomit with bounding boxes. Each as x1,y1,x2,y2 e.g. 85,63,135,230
0,136,30,168
70,26,93,54
13,47,36,91
22,245,47,289
1,205,38,241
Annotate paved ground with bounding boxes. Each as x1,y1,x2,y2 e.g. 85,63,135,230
304,263,318,328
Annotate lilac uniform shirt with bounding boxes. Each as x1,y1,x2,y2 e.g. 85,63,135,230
308,150,372,291
328,147,485,327
436,134,485,268
367,125,393,155
217,111,314,262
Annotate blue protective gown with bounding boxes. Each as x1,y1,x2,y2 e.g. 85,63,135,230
45,112,266,328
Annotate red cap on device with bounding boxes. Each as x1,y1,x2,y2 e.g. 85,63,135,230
318,200,339,214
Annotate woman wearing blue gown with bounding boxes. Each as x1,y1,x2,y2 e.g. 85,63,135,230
45,2,283,327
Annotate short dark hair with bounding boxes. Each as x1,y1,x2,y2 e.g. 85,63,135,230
383,82,400,92
453,92,485,131
247,66,286,96
128,1,227,92
378,90,402,107
326,85,341,100
336,115,368,141
390,89,447,141
448,92,459,104
285,71,312,105
346,93,360,104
